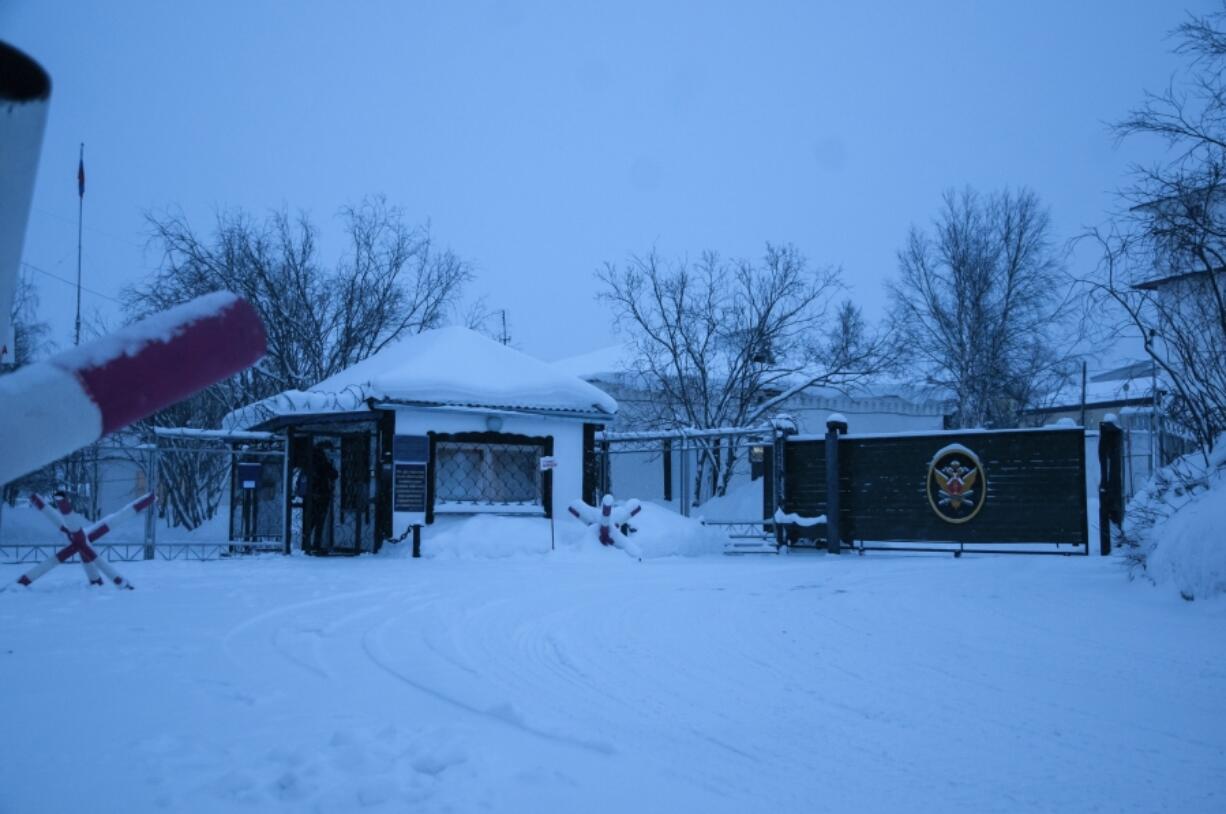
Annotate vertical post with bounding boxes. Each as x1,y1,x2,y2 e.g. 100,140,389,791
0,43,51,371
412,524,421,558
771,425,787,547
282,430,293,555
88,443,99,521
679,433,691,518
1151,354,1160,473
1079,360,1088,428
1098,415,1124,556
146,441,159,560
599,437,610,501
662,438,672,503
825,415,848,554
75,143,84,348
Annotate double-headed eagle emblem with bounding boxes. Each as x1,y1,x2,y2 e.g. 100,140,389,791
927,444,987,523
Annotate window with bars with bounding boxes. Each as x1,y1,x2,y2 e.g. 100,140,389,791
434,441,544,509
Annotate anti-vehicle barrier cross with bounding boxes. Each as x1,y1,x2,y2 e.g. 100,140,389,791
14,491,153,589
569,494,643,559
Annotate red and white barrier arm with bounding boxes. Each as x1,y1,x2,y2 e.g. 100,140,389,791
86,492,154,543
53,502,105,585
0,291,266,484
27,492,68,533
19,493,103,586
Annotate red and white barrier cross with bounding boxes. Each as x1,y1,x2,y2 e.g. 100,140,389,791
568,494,643,559
15,491,154,590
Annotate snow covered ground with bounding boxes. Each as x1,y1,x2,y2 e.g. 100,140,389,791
2,539,1223,814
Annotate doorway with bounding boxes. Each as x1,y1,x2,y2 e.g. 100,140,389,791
290,422,381,555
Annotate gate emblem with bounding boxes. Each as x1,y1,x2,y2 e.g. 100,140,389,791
927,443,986,524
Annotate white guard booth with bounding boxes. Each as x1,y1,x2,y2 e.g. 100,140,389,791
225,327,617,555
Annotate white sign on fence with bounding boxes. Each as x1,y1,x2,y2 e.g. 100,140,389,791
539,456,558,472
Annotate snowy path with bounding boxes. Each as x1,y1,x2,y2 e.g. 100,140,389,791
1,553,1224,813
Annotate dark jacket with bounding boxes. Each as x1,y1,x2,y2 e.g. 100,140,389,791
309,446,338,501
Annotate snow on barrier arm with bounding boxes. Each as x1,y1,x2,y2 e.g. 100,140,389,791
0,292,267,484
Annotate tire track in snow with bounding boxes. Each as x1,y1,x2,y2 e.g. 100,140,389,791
359,612,617,756
222,587,392,681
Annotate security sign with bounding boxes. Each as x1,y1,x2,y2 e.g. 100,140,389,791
926,443,987,524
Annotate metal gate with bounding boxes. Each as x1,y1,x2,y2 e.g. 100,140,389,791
593,423,786,551
778,423,1091,556
149,428,288,559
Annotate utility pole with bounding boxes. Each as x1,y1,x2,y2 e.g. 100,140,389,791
498,309,510,345
74,142,84,347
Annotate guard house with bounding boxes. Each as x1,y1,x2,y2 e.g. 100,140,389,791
224,327,617,554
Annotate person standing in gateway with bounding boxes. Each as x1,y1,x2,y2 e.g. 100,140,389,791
302,440,338,555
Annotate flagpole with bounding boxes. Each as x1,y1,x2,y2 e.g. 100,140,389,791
75,142,83,347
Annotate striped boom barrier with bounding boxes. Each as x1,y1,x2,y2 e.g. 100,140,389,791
0,291,267,485
2,46,267,486
15,491,154,589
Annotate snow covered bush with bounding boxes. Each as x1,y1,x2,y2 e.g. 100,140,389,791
1121,436,1226,600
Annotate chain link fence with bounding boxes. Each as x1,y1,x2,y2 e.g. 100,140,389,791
0,429,286,563
434,440,545,512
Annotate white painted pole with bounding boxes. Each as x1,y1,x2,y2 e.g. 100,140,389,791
0,43,51,368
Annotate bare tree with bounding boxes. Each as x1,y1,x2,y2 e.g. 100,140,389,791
1,270,56,503
126,196,473,528
598,243,887,498
889,188,1073,429
1084,7,1226,458
6,268,50,368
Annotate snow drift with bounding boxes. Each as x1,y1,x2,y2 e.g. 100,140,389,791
386,503,728,560
1123,436,1226,600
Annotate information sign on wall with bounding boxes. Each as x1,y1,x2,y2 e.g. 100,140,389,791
392,434,429,524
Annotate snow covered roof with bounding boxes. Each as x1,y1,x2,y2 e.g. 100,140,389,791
550,343,637,381
225,327,617,429
552,344,951,410
1022,359,1162,415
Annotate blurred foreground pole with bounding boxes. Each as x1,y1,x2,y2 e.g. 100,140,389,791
0,42,51,367
0,43,268,487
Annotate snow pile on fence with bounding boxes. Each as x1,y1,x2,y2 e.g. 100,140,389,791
1124,436,1226,600
692,478,764,522
624,502,728,557
398,503,727,560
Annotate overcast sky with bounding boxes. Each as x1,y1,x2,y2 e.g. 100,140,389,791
2,0,1215,361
